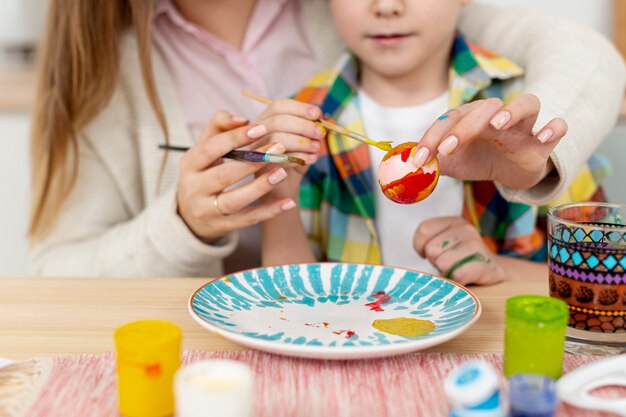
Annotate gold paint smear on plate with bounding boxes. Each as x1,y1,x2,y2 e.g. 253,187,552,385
372,317,436,337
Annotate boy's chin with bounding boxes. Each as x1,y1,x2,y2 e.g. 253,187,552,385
363,62,424,80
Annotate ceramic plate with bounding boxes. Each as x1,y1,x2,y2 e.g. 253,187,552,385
189,263,481,359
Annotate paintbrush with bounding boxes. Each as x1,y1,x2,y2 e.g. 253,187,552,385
158,144,306,165
242,90,394,152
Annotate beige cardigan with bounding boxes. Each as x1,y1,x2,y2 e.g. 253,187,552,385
30,1,626,277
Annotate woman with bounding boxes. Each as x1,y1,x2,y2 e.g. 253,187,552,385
29,0,626,276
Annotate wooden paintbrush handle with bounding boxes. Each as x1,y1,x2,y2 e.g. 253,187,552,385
241,90,393,151
243,90,345,134
318,119,349,136
242,90,272,105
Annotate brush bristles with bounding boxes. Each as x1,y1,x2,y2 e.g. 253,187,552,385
288,156,307,165
349,132,393,151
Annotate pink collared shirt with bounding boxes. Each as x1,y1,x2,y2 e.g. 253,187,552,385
153,0,318,272
152,0,318,141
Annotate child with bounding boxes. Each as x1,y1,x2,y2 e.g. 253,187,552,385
262,0,610,286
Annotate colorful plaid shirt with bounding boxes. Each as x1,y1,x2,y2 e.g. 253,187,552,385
295,33,608,264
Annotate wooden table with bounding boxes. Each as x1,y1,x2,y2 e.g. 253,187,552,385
0,277,547,360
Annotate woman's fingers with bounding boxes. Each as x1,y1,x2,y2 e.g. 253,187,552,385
181,124,267,173
183,113,323,174
436,98,504,156
212,167,289,215
411,100,486,167
412,94,551,169
224,197,297,228
489,93,540,131
258,132,322,154
193,143,286,195
176,101,325,243
196,194,296,239
490,93,567,145
256,99,324,157
262,114,325,142
178,161,297,241
534,117,568,145
195,160,263,196
197,111,249,139
258,98,322,121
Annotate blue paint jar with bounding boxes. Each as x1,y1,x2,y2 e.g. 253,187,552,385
444,362,507,417
509,374,558,417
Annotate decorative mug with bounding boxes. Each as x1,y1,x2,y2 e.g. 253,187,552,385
547,203,626,341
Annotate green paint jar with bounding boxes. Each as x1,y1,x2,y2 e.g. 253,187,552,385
504,295,569,379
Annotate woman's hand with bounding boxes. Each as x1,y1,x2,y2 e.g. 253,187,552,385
412,94,567,190
413,216,506,286
253,99,325,200
244,100,323,267
177,112,301,243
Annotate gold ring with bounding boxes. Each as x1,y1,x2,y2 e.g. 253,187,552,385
212,193,227,216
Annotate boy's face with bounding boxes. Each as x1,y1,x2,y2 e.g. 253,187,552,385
330,0,468,80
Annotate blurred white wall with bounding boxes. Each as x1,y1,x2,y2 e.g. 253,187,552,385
478,0,614,37
0,114,30,275
599,125,626,204
0,0,47,48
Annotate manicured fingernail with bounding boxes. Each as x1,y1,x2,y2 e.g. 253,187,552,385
315,127,325,138
281,200,297,211
412,147,430,168
268,143,285,153
438,135,459,156
231,116,248,123
308,107,319,118
308,154,318,164
311,140,320,151
247,124,267,139
537,129,554,143
269,168,287,185
490,111,511,130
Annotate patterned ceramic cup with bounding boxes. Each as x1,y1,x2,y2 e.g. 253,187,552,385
548,203,626,336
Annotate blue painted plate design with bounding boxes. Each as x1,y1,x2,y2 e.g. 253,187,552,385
189,263,481,359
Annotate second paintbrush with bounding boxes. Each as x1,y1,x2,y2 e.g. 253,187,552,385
158,144,306,165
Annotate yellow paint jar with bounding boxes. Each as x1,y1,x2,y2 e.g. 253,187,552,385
115,320,182,417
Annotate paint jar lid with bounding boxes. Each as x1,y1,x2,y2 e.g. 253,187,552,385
506,295,568,325
175,360,253,417
444,361,500,408
115,319,182,362
509,374,557,416
176,359,252,394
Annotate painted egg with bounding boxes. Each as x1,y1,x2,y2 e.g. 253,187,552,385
378,142,440,204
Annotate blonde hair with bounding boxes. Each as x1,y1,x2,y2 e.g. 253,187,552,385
29,0,167,238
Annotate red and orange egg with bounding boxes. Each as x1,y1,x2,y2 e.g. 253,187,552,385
378,142,440,204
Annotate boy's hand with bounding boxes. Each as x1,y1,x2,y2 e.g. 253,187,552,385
411,94,567,189
413,216,506,286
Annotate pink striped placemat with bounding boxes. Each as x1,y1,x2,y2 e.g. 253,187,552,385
23,351,615,417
